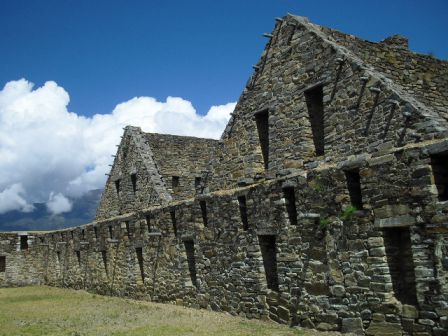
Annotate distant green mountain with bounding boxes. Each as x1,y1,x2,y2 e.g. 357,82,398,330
0,189,102,232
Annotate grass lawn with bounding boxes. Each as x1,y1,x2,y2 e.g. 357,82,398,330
0,286,342,336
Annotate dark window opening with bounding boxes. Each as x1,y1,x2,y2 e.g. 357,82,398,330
135,247,145,282
430,153,448,201
125,221,131,238
94,227,98,239
383,227,417,305
172,176,180,190
238,196,249,231
344,169,363,209
258,235,279,291
283,187,298,226
56,251,61,264
0,256,5,272
170,210,177,236
195,177,202,190
131,173,137,194
70,231,74,239
199,201,208,227
81,229,85,240
114,179,120,196
145,214,151,232
60,232,64,240
184,240,198,287
304,85,325,156
101,250,108,275
20,235,28,250
254,109,269,169
75,250,81,267
108,225,113,239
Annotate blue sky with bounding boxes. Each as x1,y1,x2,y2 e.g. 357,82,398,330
1,0,447,117
0,0,447,219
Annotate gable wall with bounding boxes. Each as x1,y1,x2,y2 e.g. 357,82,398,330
209,16,447,192
96,128,170,220
145,133,218,200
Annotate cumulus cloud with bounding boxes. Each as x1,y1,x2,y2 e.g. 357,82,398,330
0,79,235,215
0,184,34,214
46,192,72,215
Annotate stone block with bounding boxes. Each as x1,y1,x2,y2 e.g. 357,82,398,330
277,305,290,322
369,247,386,257
366,321,402,336
374,215,415,228
341,317,364,335
330,285,346,297
316,322,338,331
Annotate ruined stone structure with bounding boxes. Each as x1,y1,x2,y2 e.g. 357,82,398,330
1,15,448,335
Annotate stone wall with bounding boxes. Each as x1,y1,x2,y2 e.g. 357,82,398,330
145,133,219,199
211,15,447,192
0,232,45,287
2,139,448,335
96,127,218,220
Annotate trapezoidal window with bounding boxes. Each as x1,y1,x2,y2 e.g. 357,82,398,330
184,240,198,287
20,235,28,250
125,221,131,238
114,179,120,196
199,201,208,227
237,196,249,231
254,109,269,169
172,176,180,190
170,210,178,236
304,85,325,156
383,227,417,305
75,250,81,267
0,256,5,272
108,225,113,239
101,250,108,275
344,169,363,209
195,177,202,189
430,153,448,201
145,214,151,232
131,173,137,194
283,186,298,226
135,247,145,282
258,235,279,291
94,227,98,239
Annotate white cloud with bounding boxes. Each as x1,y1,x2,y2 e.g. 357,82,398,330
0,184,34,214
0,79,235,215
46,192,72,215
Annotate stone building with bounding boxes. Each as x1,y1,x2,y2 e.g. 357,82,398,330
1,14,448,336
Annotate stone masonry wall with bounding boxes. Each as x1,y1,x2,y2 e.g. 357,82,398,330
96,128,218,220
145,133,219,200
2,139,448,335
211,15,447,192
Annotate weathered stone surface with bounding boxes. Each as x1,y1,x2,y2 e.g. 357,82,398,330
341,317,364,335
401,305,419,319
366,321,402,336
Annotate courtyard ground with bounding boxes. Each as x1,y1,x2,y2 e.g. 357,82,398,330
0,286,346,336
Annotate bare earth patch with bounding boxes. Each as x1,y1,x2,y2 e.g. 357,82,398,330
0,286,345,336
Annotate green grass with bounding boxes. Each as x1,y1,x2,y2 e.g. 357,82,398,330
0,286,339,336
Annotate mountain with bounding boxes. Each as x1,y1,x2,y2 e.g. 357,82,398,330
0,189,102,232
